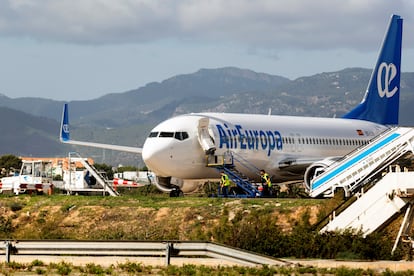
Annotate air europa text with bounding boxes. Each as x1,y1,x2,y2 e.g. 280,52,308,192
216,124,283,156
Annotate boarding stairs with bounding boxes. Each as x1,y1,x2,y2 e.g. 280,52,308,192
69,152,119,197
206,151,260,198
321,171,414,246
308,127,414,198
198,117,259,197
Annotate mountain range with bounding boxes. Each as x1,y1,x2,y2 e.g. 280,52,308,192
1,67,413,166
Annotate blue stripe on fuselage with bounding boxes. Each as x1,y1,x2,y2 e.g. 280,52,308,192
311,132,400,190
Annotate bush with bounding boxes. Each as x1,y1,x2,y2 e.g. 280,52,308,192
211,208,397,260
52,261,72,275
85,263,106,274
117,261,144,273
0,216,13,238
9,202,24,212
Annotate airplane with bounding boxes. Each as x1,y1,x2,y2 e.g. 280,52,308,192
60,14,403,195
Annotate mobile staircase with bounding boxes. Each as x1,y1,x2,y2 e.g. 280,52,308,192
321,169,414,236
67,152,119,196
307,127,414,198
206,151,260,198
309,127,414,252
321,170,414,253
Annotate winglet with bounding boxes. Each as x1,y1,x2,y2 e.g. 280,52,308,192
343,14,403,125
60,103,70,142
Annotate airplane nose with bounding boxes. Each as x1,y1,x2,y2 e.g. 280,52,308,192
142,139,171,177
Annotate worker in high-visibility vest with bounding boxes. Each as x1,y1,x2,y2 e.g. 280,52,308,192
260,169,272,197
220,171,231,198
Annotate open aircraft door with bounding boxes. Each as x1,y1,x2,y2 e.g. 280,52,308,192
197,117,216,154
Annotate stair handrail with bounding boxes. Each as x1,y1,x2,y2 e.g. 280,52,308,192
311,127,399,189
229,151,261,177
68,152,119,196
346,140,412,195
221,166,258,197
311,127,413,198
331,126,397,165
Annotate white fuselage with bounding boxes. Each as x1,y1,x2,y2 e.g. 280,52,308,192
142,113,388,182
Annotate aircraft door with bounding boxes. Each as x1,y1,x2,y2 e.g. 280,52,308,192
197,117,216,154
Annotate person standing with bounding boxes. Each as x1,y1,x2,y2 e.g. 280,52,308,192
220,171,231,198
260,169,272,197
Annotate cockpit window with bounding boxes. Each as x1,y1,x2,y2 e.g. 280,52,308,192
174,132,189,141
159,132,174,138
150,131,189,140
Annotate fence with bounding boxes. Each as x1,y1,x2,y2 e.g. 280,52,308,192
1,240,288,267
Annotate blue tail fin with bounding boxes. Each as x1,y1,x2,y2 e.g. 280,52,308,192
60,103,70,142
343,14,402,125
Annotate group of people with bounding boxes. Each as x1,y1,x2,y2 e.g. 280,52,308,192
219,169,273,197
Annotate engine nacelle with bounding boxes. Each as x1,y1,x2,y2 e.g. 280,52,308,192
154,176,203,195
304,157,341,193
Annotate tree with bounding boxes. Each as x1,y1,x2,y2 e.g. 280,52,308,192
0,154,22,176
93,163,114,179
116,166,138,173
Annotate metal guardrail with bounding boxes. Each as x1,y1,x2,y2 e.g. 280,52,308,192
1,240,288,267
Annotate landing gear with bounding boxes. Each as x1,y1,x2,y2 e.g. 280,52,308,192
169,186,184,197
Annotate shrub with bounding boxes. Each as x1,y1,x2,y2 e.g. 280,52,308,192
117,261,144,273
0,216,13,238
85,263,105,275
9,202,23,212
211,207,397,260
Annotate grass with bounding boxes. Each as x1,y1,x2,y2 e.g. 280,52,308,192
0,192,326,210
0,260,412,275
0,192,327,242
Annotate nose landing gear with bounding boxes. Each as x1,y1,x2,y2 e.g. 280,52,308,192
169,185,184,197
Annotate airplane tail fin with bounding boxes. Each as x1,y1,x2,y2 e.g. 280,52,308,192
342,14,403,125
58,103,143,153
60,103,70,142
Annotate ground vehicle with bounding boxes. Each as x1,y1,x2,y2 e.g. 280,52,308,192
0,160,53,195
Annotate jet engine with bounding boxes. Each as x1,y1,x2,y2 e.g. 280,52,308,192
154,176,203,196
304,157,341,193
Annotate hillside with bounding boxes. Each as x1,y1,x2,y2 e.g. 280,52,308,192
0,107,71,157
0,67,413,165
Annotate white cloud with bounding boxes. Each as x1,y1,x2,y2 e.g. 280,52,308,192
0,0,412,50
0,0,413,100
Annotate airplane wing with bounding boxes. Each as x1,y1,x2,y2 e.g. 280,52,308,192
60,103,143,154
277,157,322,173
274,156,341,181
278,157,327,169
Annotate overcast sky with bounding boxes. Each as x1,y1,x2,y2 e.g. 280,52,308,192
0,0,413,101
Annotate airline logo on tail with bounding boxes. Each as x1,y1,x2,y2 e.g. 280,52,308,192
62,124,69,134
342,14,402,125
377,62,398,98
